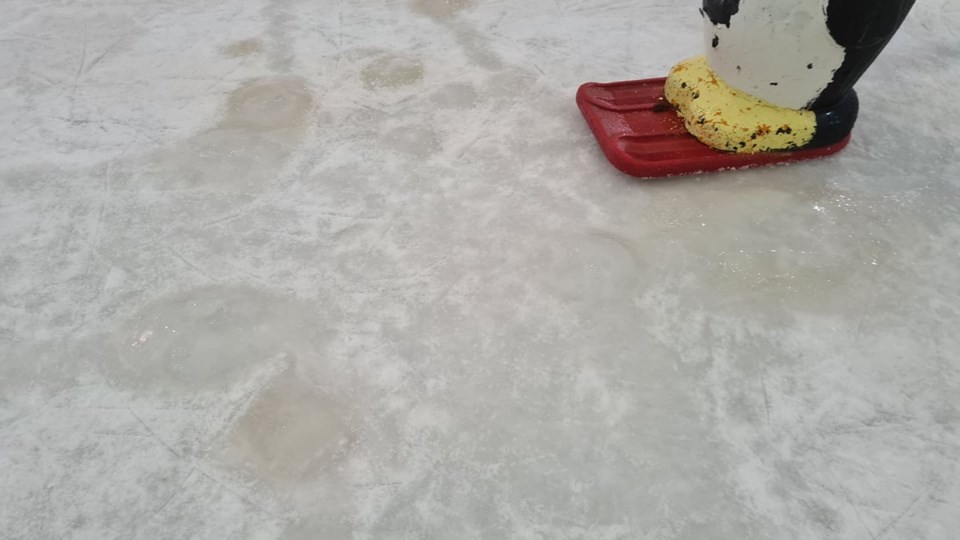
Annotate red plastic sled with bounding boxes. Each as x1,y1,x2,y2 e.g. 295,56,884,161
577,78,851,179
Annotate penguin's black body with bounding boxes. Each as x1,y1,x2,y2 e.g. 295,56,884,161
818,0,917,108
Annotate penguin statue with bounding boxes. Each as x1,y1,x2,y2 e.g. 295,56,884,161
577,0,917,178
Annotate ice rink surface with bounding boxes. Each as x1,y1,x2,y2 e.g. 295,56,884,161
2,1,959,538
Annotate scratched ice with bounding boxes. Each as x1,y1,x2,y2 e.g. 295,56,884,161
1,1,958,539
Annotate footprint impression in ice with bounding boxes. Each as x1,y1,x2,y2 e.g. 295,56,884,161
109,285,353,488
109,285,331,394
355,50,444,158
409,0,474,19
139,77,313,192
217,367,354,485
220,38,265,59
360,54,424,90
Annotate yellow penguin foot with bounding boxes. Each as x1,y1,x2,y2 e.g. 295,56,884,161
664,56,817,154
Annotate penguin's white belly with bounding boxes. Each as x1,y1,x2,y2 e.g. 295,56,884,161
706,0,845,109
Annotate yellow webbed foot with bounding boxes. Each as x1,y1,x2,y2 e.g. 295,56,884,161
664,57,816,153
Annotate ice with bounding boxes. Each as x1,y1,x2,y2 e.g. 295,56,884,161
2,0,959,539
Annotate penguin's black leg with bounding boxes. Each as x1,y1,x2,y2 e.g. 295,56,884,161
814,0,917,109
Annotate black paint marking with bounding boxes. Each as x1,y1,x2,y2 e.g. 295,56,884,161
702,0,740,28
807,63,814,69
769,82,779,86
736,65,741,72
712,35,720,48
